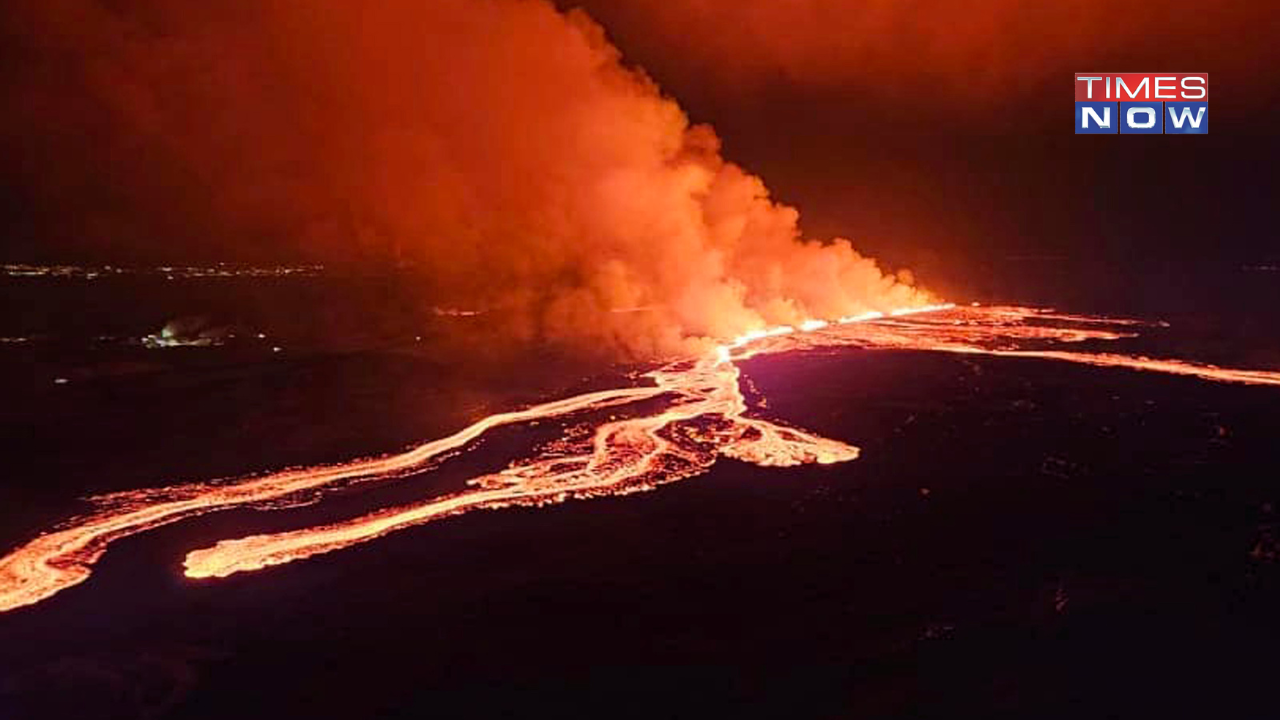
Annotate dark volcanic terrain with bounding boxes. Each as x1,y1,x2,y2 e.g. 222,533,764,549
2,273,1279,718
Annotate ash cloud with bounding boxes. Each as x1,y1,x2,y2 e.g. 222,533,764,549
1,0,930,357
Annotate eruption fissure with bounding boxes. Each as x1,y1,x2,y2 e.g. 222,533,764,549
3,304,1280,613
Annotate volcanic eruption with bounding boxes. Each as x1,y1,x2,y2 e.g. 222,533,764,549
2,0,934,357
1,0,1279,618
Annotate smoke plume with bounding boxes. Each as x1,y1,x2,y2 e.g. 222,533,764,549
1,0,931,357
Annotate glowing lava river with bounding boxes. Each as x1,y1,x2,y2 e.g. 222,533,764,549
3,304,1280,613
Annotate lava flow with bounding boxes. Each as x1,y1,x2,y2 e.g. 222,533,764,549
4,304,1280,613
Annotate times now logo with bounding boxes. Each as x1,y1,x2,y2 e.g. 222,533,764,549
1075,73,1208,134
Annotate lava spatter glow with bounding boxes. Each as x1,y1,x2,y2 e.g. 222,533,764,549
3,304,1280,612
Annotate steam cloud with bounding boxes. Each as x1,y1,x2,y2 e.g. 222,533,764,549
2,0,931,356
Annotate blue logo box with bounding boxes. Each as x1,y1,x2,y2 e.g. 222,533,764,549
1076,101,1207,134
1165,101,1208,134
1120,102,1163,134
1076,101,1117,133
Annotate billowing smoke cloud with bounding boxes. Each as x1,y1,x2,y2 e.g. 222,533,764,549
1,0,931,357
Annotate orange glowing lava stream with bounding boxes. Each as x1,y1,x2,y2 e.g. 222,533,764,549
790,307,1280,388
949,348,1280,386
0,385,666,612
4,303,1280,612
183,341,861,579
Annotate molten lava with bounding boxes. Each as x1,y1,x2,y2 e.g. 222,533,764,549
2,304,1279,613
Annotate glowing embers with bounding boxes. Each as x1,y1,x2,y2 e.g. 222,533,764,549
3,303,1280,613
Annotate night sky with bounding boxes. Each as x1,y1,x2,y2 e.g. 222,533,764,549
565,0,1280,305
